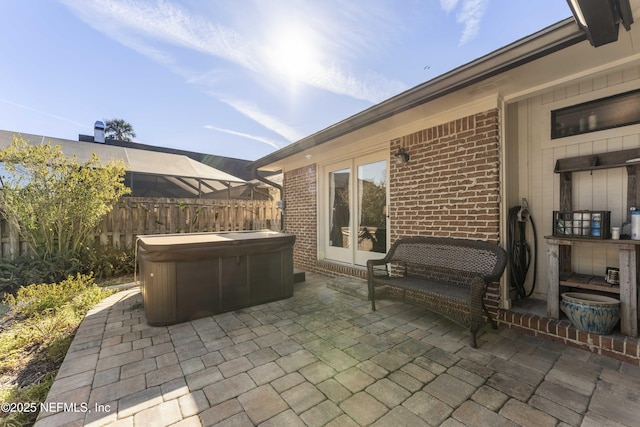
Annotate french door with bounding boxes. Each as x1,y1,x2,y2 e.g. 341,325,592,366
325,152,388,266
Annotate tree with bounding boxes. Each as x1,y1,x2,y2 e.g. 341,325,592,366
0,135,130,259
104,118,137,141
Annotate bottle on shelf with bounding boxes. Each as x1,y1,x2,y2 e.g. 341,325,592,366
588,111,597,131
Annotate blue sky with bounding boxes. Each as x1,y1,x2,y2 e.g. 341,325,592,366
0,1,573,161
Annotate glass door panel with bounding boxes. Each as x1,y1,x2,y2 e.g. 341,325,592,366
357,160,387,253
329,168,350,249
324,154,388,266
355,160,387,265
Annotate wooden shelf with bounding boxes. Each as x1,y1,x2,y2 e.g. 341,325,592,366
559,280,620,294
560,281,621,294
544,236,640,248
559,271,620,294
546,237,637,337
547,148,639,337
554,147,640,173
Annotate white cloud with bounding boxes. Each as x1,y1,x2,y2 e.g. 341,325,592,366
296,62,407,104
440,0,460,13
60,0,259,71
439,0,488,45
59,0,412,149
457,0,489,45
220,99,304,143
0,98,91,129
204,126,282,150
60,0,405,104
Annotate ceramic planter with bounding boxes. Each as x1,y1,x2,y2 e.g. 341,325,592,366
561,292,621,335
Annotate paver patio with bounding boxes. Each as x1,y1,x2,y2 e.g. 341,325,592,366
35,272,640,426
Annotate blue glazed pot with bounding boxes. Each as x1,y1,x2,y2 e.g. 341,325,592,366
561,292,621,335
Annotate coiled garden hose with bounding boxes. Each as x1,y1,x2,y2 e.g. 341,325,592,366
507,205,537,299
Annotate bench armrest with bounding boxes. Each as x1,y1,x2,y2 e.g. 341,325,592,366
366,258,388,268
367,258,388,277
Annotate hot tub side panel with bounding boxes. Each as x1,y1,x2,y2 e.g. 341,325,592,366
175,260,220,323
221,255,249,311
138,232,295,326
248,248,294,305
139,260,177,325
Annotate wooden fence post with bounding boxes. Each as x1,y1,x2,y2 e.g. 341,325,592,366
8,220,20,260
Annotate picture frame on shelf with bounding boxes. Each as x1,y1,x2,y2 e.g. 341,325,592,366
605,267,620,285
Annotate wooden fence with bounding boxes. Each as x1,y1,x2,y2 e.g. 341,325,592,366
0,197,281,258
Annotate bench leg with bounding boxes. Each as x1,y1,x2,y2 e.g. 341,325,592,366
369,284,376,311
482,301,497,329
468,303,496,349
470,333,477,349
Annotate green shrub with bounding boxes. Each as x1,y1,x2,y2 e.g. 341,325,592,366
0,274,114,426
0,245,135,295
82,244,135,279
0,136,129,260
70,284,113,313
4,273,96,318
0,255,84,295
1,274,107,370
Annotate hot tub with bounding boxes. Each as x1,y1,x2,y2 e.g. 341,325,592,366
137,231,296,325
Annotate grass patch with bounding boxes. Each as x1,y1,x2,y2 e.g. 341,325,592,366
0,373,55,427
0,274,114,426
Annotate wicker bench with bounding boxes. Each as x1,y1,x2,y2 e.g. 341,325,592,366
367,236,507,348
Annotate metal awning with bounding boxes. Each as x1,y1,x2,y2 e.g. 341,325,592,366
0,130,247,197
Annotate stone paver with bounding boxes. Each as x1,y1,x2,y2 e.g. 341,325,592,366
499,398,557,427
340,391,389,425
373,406,429,426
334,366,375,393
365,377,411,408
281,381,326,414
133,400,182,426
403,390,453,425
203,373,256,406
34,274,640,426
300,399,342,426
238,384,288,424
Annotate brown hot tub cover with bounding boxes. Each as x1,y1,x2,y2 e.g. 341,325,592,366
137,231,295,325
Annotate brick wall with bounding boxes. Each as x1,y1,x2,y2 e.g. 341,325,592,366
284,108,502,281
284,164,370,279
390,109,501,243
283,165,318,273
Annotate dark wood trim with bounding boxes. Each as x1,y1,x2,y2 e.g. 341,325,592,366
559,172,572,273
555,148,640,173
628,165,638,222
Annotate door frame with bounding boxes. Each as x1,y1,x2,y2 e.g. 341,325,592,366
320,150,389,266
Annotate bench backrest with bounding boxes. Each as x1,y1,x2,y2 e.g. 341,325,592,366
384,236,507,282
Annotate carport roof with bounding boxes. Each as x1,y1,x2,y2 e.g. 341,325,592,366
0,130,246,185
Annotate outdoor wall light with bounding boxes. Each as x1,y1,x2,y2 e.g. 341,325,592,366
566,0,633,47
395,147,410,165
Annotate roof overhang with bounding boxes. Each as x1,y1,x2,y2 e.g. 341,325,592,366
566,0,634,47
249,18,586,171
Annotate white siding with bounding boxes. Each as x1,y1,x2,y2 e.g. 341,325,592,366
509,64,640,301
